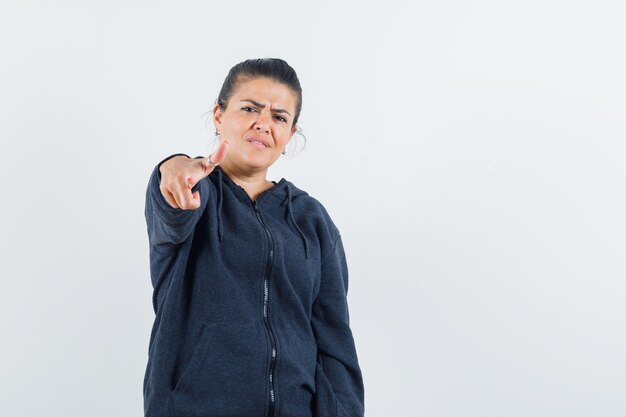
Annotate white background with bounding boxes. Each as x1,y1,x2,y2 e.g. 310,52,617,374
1,1,625,416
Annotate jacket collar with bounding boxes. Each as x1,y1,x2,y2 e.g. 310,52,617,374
210,166,309,259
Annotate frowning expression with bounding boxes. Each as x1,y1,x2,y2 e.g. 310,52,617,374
213,77,298,172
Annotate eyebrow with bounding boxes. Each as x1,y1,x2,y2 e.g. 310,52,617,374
240,99,292,117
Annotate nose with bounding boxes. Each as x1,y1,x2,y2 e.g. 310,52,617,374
254,109,271,133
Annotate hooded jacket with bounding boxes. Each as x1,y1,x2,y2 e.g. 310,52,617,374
143,154,365,417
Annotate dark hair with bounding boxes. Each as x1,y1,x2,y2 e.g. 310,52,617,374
216,58,303,129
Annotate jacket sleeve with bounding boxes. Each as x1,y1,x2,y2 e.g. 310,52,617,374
311,234,365,417
144,153,210,248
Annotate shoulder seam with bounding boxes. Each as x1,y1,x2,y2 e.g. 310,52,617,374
320,233,341,266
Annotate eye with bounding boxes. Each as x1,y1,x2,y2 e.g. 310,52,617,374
274,115,287,123
242,106,258,113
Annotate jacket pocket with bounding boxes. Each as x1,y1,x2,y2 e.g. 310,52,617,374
169,320,268,417
171,323,209,395
313,354,339,417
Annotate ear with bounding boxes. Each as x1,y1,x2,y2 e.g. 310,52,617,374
213,103,223,131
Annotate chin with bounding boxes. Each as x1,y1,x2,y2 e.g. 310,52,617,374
240,155,272,170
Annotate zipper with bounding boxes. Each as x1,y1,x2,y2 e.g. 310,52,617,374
252,198,278,417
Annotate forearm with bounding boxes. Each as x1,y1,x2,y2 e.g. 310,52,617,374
145,154,209,247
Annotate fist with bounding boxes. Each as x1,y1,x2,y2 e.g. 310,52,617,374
159,139,229,210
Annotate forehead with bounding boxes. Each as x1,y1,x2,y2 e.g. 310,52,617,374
231,77,297,109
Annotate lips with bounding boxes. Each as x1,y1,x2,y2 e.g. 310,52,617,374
246,137,270,147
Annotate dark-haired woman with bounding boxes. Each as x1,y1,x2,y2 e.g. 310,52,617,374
143,58,364,417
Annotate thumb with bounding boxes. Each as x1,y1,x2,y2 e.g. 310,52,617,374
189,139,230,185
211,139,230,165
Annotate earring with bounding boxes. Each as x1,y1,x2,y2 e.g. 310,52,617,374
282,149,286,155
214,130,220,136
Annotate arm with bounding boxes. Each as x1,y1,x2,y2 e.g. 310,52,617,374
144,153,210,248
311,234,365,417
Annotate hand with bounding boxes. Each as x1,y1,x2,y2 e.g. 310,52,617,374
158,140,229,210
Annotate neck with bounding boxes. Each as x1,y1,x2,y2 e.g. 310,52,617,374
218,161,273,201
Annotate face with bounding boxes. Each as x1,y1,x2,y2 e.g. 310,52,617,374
213,77,298,174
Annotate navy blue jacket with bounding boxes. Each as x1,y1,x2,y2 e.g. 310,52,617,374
143,154,365,417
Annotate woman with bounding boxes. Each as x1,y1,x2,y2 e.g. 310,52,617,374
143,58,364,417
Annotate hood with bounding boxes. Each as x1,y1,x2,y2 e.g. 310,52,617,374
210,166,310,259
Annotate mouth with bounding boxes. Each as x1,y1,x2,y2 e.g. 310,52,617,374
246,137,270,148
